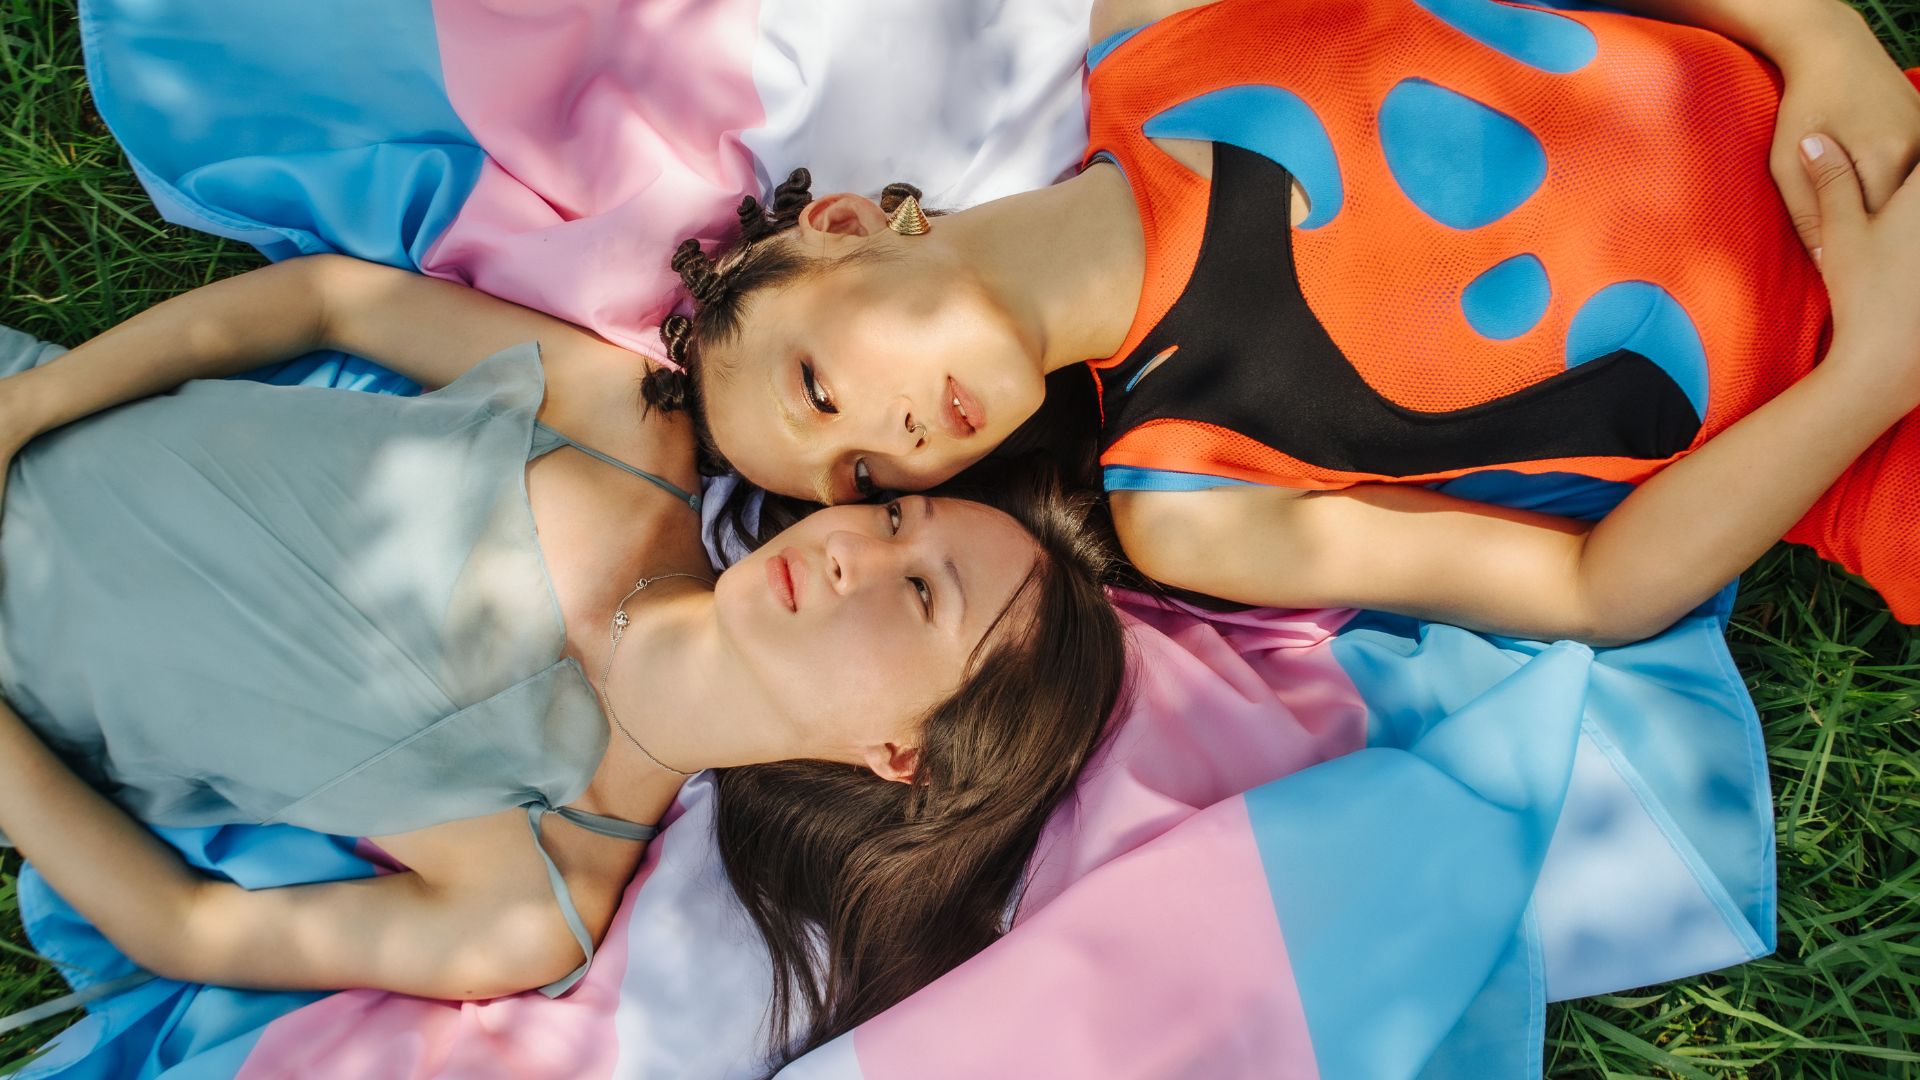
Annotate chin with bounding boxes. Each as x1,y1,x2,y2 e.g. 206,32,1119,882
708,560,760,637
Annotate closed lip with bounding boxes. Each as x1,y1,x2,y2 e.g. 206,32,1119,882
767,552,798,612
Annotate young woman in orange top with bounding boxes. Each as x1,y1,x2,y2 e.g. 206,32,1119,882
656,0,1920,644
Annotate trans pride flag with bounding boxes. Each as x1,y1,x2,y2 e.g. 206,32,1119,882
13,1,1773,1076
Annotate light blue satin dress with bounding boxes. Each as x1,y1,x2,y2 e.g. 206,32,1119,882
0,325,698,994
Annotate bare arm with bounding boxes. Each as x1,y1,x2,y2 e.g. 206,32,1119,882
1598,0,1858,57
0,255,638,452
1119,356,1902,643
0,695,584,999
1088,0,1211,43
1119,138,1920,644
1091,0,1917,252
1607,0,1920,234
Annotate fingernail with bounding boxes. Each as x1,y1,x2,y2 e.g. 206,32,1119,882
1801,135,1826,160
1811,246,1822,264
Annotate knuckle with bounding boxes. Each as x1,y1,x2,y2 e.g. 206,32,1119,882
1810,164,1854,194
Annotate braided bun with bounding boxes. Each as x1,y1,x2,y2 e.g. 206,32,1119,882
659,314,694,365
738,168,815,244
640,365,694,414
671,238,730,304
878,182,925,215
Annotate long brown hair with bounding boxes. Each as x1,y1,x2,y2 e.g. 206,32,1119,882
712,464,1129,1071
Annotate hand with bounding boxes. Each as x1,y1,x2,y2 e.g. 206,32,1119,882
1768,6,1920,257
1799,131,1920,405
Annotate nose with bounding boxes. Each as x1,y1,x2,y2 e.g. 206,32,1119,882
883,395,928,453
821,524,908,594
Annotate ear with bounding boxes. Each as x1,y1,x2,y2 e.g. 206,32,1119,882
860,742,921,785
797,192,892,243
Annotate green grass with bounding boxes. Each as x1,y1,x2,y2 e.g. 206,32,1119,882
3,0,1919,1074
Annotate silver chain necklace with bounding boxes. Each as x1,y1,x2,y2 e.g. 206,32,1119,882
597,572,714,777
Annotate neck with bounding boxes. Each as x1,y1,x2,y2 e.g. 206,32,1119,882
938,164,1146,374
588,581,828,811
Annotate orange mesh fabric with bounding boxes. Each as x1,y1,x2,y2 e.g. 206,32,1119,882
1784,414,1920,621
1085,0,1920,618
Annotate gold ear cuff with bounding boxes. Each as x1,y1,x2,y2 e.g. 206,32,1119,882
887,195,931,236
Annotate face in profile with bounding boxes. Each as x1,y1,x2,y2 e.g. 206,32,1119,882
700,193,1050,505
713,495,1043,780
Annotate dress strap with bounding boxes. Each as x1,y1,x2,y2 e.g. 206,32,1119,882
550,804,659,842
530,422,702,512
523,802,658,998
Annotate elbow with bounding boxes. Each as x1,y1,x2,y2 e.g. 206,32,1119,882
1569,594,1686,649
1564,536,1692,648
130,881,225,984
292,254,354,351
1579,624,1656,650
1591,615,1687,648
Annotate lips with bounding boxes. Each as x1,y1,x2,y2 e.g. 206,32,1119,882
939,375,985,438
767,552,797,612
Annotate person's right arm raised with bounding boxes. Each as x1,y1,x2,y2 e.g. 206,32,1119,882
0,255,633,459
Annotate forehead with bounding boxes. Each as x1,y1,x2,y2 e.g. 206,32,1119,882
932,498,1044,629
935,498,1036,559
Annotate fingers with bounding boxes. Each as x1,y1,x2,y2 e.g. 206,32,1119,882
1862,146,1920,212
1800,133,1867,254
1846,134,1920,213
1774,140,1823,258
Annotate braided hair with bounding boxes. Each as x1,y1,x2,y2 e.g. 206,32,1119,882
641,170,932,547
646,169,1101,520
640,170,927,427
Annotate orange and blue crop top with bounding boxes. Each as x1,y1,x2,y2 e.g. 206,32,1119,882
1084,0,1836,494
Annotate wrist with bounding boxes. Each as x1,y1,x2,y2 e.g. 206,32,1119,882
0,367,51,447
1752,0,1875,70
0,366,61,450
1817,334,1920,420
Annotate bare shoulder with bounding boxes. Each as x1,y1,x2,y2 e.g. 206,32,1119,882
377,807,643,953
537,349,701,497
1089,0,1219,45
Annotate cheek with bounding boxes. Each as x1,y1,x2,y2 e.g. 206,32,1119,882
707,386,804,494
819,614,957,727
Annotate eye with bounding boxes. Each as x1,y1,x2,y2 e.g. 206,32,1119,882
886,501,903,535
800,361,837,415
909,577,932,619
854,459,876,498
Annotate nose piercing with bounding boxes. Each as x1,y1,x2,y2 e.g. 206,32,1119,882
908,417,927,444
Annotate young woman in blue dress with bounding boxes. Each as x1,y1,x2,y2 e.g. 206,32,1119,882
0,253,1125,1062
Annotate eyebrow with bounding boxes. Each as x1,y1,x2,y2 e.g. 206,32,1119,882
921,499,967,625
769,365,838,504
946,555,965,625
773,368,807,442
